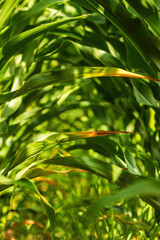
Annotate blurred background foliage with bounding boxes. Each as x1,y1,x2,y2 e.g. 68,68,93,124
0,0,160,239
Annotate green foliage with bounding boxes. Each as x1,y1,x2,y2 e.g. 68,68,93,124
0,0,160,239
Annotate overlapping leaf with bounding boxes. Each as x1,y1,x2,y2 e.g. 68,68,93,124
7,130,136,172
126,0,160,39
0,176,55,233
0,0,160,237
0,15,87,69
88,180,160,220
0,66,159,106
71,0,160,73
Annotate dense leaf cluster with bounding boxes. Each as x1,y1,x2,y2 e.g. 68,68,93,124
0,0,160,239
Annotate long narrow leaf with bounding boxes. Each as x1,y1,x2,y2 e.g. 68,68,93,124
0,66,159,105
16,178,55,232
126,0,160,39
72,0,160,73
0,15,87,69
88,180,160,220
0,0,20,29
9,130,136,170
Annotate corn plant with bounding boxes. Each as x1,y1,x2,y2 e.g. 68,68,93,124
0,0,160,239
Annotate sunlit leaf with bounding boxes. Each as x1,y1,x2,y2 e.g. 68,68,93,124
0,15,87,69
0,0,20,29
126,0,160,39
88,180,160,220
0,66,159,105
15,178,55,232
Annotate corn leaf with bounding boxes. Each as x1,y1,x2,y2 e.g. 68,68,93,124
0,66,158,105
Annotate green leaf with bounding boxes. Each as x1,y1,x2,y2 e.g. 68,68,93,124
124,37,154,76
9,141,49,170
0,175,14,185
15,178,55,231
87,137,126,168
0,119,8,135
11,0,64,34
0,0,20,29
126,0,160,39
74,42,124,68
36,155,138,187
0,15,87,69
153,0,160,9
124,149,141,175
0,66,158,105
72,0,159,73
88,180,160,220
131,78,160,108
9,130,134,171
0,175,14,192
0,92,15,106
1,97,22,118
138,152,156,178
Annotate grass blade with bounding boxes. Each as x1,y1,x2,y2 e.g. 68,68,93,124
126,0,160,39
0,15,87,69
16,178,55,233
0,66,159,105
88,180,160,220
0,0,20,29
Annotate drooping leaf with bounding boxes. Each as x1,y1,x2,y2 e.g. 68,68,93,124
124,149,141,175
24,167,88,179
71,0,160,73
9,130,136,171
65,130,139,138
0,66,159,105
88,180,160,220
131,78,160,108
33,156,138,187
126,0,160,39
0,15,87,69
15,178,55,232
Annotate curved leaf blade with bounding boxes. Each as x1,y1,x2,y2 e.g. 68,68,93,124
0,15,87,69
0,0,20,29
15,178,55,232
0,66,159,105
88,180,160,220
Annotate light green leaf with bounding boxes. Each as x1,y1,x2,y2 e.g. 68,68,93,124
11,0,64,34
0,0,20,29
0,15,87,69
33,155,138,187
88,180,160,220
124,149,141,175
0,66,158,105
0,175,14,192
16,178,55,231
131,78,160,108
